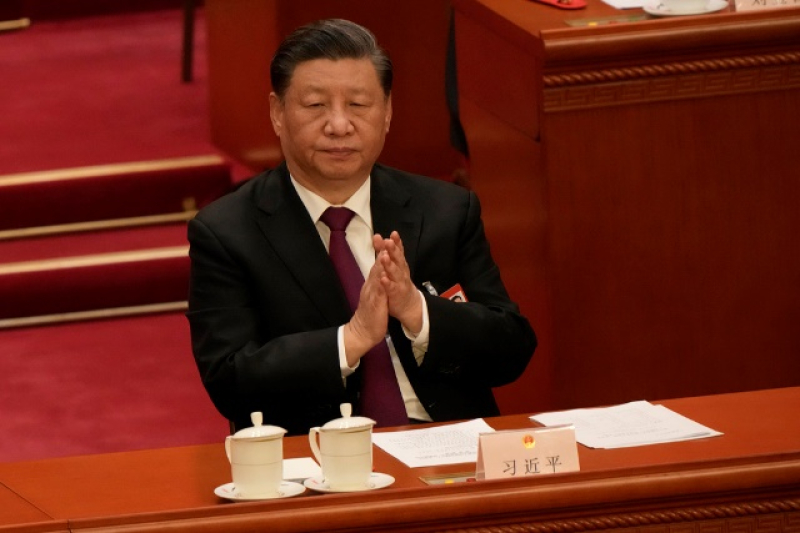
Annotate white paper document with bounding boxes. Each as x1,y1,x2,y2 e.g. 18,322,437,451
283,457,322,481
372,418,495,468
602,0,647,8
530,401,723,449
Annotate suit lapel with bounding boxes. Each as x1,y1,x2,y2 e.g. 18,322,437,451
371,166,426,376
248,165,425,327
371,166,422,280
252,165,352,325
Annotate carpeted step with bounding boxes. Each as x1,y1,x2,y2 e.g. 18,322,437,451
0,222,190,322
0,155,232,231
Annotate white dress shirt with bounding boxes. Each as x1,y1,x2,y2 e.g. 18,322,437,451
290,176,433,422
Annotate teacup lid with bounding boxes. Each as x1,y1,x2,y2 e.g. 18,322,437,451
321,403,376,430
231,412,287,440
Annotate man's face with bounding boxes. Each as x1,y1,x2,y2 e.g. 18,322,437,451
269,58,392,194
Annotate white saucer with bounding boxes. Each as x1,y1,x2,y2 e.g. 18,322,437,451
214,481,305,501
303,472,395,493
643,0,727,16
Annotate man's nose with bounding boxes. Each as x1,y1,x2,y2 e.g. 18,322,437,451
325,106,354,136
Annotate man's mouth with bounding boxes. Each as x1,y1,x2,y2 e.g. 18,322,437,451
322,147,357,158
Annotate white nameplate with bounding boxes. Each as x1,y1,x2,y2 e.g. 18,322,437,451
735,0,800,11
476,425,580,481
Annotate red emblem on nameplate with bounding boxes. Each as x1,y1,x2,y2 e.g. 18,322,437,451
523,434,536,449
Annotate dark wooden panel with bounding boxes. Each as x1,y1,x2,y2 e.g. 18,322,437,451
454,0,800,413
206,0,281,173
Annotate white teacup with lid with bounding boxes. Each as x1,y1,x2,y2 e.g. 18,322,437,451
309,403,376,490
225,412,287,498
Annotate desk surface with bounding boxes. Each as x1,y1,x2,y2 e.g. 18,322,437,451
454,0,800,39
0,483,57,531
454,0,800,84
1,387,798,532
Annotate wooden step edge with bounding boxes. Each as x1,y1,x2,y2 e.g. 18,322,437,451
0,210,197,242
0,154,228,186
0,17,30,32
0,246,189,275
0,301,189,330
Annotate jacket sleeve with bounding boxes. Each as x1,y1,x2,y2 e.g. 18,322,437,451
186,216,348,430
417,190,537,389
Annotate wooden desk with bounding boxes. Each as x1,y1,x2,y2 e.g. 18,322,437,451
0,483,60,532
0,387,798,532
453,0,800,414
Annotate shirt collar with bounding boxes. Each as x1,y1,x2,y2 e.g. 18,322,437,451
290,175,373,229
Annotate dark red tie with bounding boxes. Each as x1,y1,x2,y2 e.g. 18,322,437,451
320,207,408,427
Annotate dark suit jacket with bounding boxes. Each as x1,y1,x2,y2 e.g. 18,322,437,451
187,162,536,434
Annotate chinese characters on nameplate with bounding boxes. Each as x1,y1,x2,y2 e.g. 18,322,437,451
476,425,580,481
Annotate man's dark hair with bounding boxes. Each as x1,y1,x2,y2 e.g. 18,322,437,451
270,19,393,100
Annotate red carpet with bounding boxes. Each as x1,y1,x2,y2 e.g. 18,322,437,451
0,8,238,463
0,312,230,463
2,222,189,264
0,8,218,175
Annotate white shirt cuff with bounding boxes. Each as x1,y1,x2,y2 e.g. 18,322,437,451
402,290,430,365
338,326,358,379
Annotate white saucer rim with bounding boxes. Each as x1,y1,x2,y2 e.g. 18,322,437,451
214,480,306,501
643,0,727,16
303,472,396,493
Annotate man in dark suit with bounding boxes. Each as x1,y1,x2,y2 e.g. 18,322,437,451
187,19,536,435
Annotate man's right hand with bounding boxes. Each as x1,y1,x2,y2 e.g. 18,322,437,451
343,250,390,367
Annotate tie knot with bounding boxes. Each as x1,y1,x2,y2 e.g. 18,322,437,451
320,207,356,232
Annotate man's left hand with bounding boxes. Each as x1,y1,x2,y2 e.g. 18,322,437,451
373,231,423,335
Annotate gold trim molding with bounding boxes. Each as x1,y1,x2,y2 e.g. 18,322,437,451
434,498,800,533
0,301,188,330
0,210,196,241
0,154,226,187
0,246,188,275
0,17,30,32
543,52,800,111
544,51,800,88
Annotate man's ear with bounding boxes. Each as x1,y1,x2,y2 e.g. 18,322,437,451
385,94,392,134
268,92,282,137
